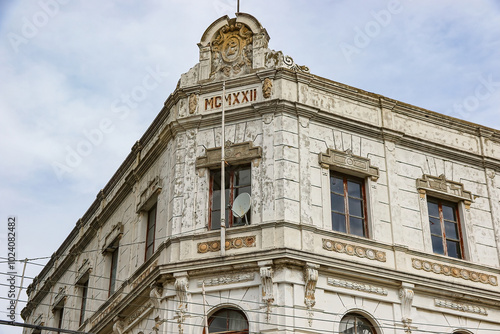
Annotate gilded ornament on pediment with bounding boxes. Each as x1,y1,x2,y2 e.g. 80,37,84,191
210,21,253,79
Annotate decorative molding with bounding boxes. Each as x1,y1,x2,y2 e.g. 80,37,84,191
136,176,162,212
260,266,274,322
327,278,388,296
434,299,487,315
150,283,163,319
174,273,189,334
304,263,319,327
412,258,498,286
188,94,198,114
102,222,123,253
210,21,253,79
31,314,44,334
75,259,92,285
322,238,386,262
416,174,472,203
282,54,310,73
197,272,255,287
262,77,272,99
90,293,123,328
399,283,414,334
51,287,66,311
319,148,379,181
195,141,262,168
112,317,125,334
126,301,154,327
131,260,159,290
197,235,256,253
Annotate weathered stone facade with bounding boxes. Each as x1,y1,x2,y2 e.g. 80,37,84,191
22,13,500,334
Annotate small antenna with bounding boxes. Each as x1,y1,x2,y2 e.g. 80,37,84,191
237,0,240,13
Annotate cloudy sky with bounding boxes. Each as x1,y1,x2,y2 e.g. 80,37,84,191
0,0,499,332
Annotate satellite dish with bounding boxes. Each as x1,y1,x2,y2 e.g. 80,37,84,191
232,193,251,224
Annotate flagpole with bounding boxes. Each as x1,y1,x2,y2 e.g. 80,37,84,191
202,283,209,334
220,81,226,257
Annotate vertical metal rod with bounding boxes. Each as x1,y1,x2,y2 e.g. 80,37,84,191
202,283,209,334
220,82,226,257
237,0,240,13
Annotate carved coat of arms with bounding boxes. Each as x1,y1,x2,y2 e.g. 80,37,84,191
210,21,253,79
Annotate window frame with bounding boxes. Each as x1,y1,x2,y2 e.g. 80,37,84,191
108,245,119,296
427,197,464,259
205,308,249,334
208,164,251,230
145,204,157,261
329,172,369,238
79,278,89,326
339,312,377,334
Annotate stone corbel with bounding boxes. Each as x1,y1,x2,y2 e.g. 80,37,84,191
150,282,164,319
259,261,274,323
304,263,319,327
399,283,414,334
112,316,126,334
174,272,189,334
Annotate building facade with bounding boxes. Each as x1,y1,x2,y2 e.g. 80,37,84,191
22,13,500,334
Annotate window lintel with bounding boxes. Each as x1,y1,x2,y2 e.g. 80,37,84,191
75,259,92,285
101,222,123,253
51,287,67,312
417,174,472,205
319,148,379,181
136,176,162,213
196,141,262,169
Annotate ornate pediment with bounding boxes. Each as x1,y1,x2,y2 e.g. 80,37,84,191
319,148,379,181
195,141,262,169
210,20,253,79
416,174,472,203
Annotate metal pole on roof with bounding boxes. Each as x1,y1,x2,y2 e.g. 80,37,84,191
220,81,226,257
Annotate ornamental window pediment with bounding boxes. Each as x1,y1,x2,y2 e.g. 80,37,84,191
319,148,379,181
416,174,472,204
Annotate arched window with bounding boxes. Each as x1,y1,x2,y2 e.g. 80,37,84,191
207,308,249,334
339,313,376,334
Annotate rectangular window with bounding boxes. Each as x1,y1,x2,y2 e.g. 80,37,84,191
427,198,463,259
79,279,89,326
145,204,157,261
109,246,119,296
330,173,368,237
209,165,251,230
55,306,64,334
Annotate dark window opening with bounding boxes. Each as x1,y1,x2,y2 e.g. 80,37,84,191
79,279,89,326
206,308,249,334
330,173,368,237
109,246,119,296
427,198,463,259
209,165,251,230
145,204,157,261
340,313,376,334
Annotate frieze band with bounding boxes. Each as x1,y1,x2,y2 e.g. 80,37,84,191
412,258,498,286
322,238,386,262
434,299,487,315
198,235,256,253
197,273,255,287
327,278,388,296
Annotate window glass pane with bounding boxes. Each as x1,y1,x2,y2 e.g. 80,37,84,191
445,221,459,240
212,189,221,209
235,167,251,186
427,201,439,218
347,180,362,198
339,316,355,333
348,198,363,218
429,217,442,235
442,204,456,221
332,213,346,233
331,194,345,213
446,240,461,259
235,186,251,197
350,217,365,237
209,314,226,333
211,211,221,230
330,176,344,194
212,171,221,190
227,310,247,330
431,235,444,255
